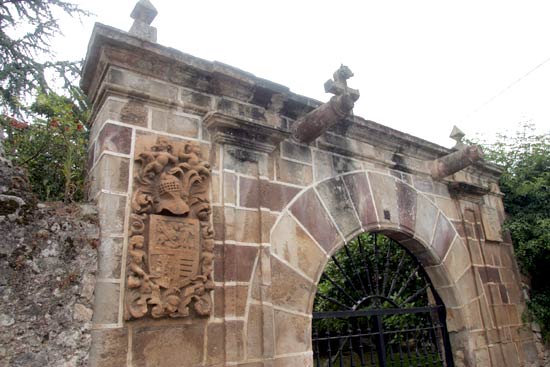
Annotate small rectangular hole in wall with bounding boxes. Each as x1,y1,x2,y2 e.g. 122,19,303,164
384,210,391,220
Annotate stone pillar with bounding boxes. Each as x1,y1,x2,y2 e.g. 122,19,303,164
82,23,217,366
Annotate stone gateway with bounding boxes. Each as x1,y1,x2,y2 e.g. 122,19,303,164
81,2,541,366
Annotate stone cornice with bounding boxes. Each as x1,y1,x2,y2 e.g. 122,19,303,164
81,23,503,180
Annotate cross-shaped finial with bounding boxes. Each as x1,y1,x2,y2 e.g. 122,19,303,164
129,0,158,42
449,125,466,149
323,65,360,102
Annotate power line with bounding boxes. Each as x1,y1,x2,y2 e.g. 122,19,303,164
457,55,550,124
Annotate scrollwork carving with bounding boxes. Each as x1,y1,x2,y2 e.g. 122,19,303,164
125,137,214,320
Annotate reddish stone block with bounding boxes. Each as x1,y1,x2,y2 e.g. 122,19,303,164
451,220,466,238
97,123,132,155
206,322,225,365
259,181,300,212
289,189,340,253
132,324,205,366
225,320,245,362
343,172,377,228
214,286,224,318
486,267,501,283
224,285,249,317
431,214,455,259
396,181,416,232
224,244,259,282
213,206,224,241
239,177,260,209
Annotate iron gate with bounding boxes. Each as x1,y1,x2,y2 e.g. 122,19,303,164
312,233,454,367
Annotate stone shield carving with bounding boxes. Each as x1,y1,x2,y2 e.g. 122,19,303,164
125,137,214,320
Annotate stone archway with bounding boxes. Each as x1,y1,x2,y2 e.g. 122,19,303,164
260,170,477,366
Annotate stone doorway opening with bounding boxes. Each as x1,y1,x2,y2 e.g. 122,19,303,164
312,232,454,367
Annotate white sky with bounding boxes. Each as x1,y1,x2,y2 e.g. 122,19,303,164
52,0,550,148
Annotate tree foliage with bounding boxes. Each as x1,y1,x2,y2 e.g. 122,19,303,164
0,0,89,115
482,123,550,339
0,0,90,202
2,92,89,201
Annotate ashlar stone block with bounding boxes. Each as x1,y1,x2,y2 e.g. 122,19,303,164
431,213,456,260
88,154,130,197
274,309,311,355
368,172,399,226
224,244,259,282
97,236,123,279
270,256,315,314
96,193,127,236
316,176,361,239
92,282,120,325
396,180,417,232
132,324,205,366
89,328,128,367
343,172,377,228
96,123,132,156
289,189,340,254
206,322,225,366
151,109,199,138
414,195,439,248
270,213,326,281
443,237,470,283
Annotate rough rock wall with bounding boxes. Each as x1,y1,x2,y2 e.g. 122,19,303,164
0,155,99,367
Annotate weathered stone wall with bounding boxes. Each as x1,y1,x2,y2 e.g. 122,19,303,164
81,22,541,367
0,156,99,367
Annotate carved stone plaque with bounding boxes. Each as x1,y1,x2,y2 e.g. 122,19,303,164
125,137,214,320
148,215,200,289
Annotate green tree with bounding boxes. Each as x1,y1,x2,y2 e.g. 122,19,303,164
0,0,89,115
0,0,90,202
482,123,550,340
4,92,89,202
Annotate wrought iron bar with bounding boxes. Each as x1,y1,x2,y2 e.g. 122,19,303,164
313,305,443,319
381,242,393,297
316,292,353,311
344,243,368,295
321,273,357,305
332,255,360,296
357,235,375,294
374,233,380,298
327,330,333,367
395,265,420,301
357,327,366,367
402,284,430,306
388,252,407,296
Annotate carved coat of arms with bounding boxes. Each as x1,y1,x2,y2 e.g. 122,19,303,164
125,137,214,320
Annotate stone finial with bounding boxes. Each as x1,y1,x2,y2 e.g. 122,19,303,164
449,125,466,149
291,65,360,143
129,0,158,42
324,65,360,102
